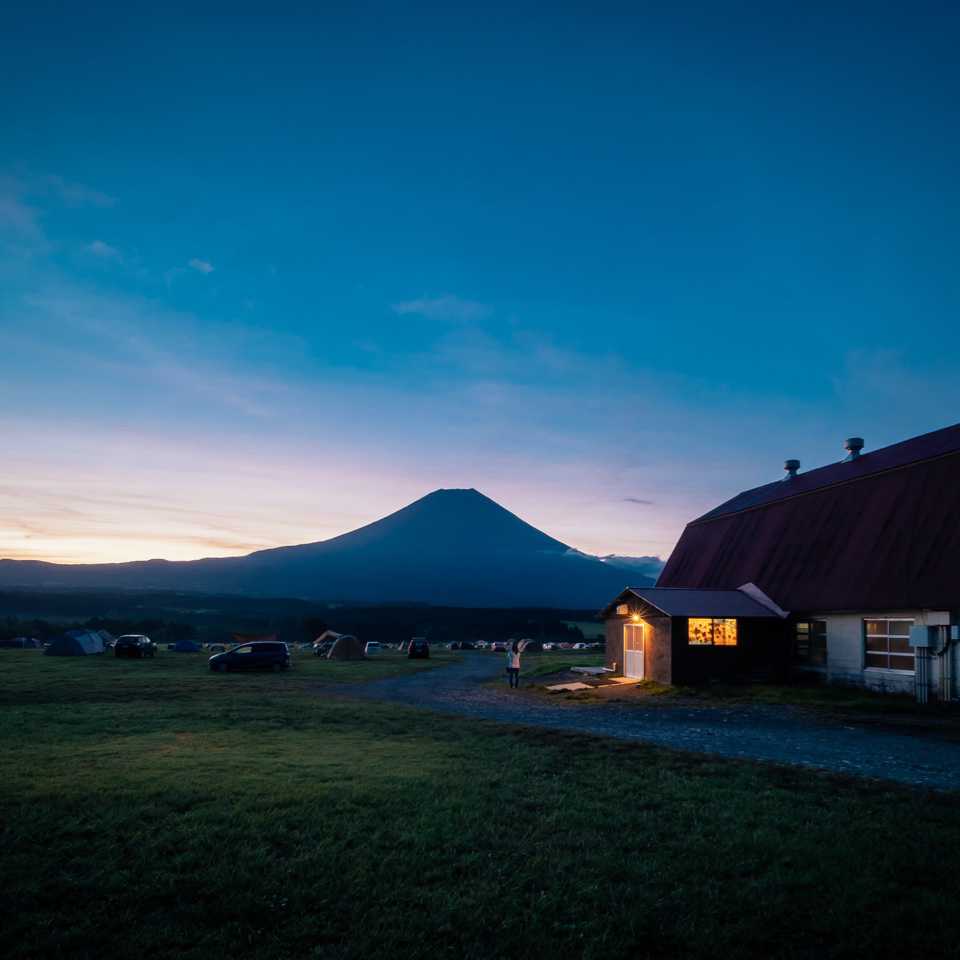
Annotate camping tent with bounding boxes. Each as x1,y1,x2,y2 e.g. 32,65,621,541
45,630,105,656
0,637,40,649
173,639,202,652
327,635,365,660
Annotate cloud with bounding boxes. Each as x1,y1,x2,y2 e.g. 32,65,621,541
85,240,122,261
391,294,490,323
1,172,115,255
42,174,115,208
0,175,47,253
15,287,287,418
189,258,214,274
0,180,41,237
623,497,655,505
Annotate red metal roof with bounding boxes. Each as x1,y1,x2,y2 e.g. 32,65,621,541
658,423,960,613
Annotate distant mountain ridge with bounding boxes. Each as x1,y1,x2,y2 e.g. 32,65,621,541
0,489,657,608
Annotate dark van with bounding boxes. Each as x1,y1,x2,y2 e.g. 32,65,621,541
407,637,430,659
209,641,290,673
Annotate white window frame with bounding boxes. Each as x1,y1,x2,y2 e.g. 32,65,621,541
863,618,915,674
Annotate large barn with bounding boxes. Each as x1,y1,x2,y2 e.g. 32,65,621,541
604,424,960,699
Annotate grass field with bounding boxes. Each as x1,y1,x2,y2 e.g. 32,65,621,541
3,650,960,959
520,652,605,678
0,646,454,706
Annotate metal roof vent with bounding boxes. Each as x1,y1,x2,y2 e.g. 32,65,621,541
783,459,800,480
843,437,864,462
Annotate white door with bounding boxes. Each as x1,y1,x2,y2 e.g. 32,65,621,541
623,623,645,679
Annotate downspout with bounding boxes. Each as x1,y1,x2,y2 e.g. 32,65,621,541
916,646,930,704
934,626,950,701
913,625,933,704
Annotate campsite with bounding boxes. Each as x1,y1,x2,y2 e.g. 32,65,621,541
5,3,960,957
4,640,960,959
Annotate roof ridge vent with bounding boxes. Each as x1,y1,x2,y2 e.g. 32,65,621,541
843,437,864,461
783,459,800,480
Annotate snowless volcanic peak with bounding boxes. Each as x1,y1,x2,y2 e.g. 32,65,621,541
300,488,568,556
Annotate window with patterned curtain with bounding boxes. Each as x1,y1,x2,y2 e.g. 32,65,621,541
688,618,738,646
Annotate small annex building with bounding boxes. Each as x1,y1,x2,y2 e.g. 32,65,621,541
45,629,105,656
601,584,788,684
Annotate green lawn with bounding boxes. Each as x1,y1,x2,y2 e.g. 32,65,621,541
2,650,960,959
520,651,605,678
0,647,453,707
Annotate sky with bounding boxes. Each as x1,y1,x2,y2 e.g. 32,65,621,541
1,1,958,564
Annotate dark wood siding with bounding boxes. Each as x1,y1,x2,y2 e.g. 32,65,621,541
670,617,791,684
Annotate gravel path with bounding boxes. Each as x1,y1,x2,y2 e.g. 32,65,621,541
347,653,960,790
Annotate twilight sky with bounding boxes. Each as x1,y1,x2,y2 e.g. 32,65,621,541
1,2,958,564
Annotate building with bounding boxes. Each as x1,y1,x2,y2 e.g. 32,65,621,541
631,424,960,699
601,584,789,684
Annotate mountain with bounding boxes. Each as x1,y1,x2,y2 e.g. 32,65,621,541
0,489,653,608
596,555,665,582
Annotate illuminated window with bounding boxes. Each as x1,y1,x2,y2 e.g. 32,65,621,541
616,604,629,616
688,618,738,646
795,620,827,666
864,619,914,672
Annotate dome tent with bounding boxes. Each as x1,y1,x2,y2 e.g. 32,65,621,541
327,635,365,660
45,630,105,656
0,637,40,649
173,639,202,652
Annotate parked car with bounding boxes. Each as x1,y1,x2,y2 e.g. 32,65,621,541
407,638,430,659
492,642,507,653
114,635,156,658
209,641,290,673
572,642,590,650
365,641,384,655
542,642,555,651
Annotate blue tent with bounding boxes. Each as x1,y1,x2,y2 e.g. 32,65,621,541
0,637,40,649
45,630,105,656
173,639,201,652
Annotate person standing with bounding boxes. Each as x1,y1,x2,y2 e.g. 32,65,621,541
506,639,521,689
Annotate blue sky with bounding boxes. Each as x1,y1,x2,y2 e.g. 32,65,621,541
1,1,958,563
